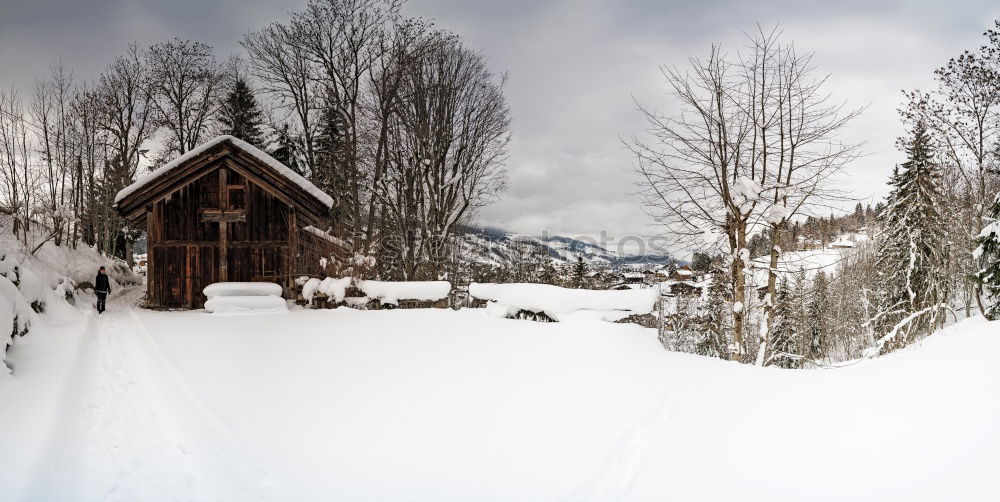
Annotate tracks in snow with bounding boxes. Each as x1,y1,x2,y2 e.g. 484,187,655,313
26,288,283,501
562,371,711,502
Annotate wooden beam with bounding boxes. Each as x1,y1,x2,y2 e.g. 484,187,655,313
201,212,246,223
219,167,229,282
147,204,156,306
287,209,297,297
201,209,247,223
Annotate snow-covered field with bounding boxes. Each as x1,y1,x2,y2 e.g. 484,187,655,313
1,288,997,501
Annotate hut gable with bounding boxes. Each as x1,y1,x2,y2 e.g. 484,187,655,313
115,135,344,309
115,135,332,224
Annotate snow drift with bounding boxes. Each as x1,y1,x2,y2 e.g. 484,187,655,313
1,283,998,500
470,282,658,317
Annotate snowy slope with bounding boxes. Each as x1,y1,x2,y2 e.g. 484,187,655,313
457,226,672,268
1,294,996,501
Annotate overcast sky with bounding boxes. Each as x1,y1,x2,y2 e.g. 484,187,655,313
2,0,999,254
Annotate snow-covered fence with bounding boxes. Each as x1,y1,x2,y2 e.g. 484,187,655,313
469,283,659,322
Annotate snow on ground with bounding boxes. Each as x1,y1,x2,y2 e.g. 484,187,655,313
471,282,658,317
0,289,997,501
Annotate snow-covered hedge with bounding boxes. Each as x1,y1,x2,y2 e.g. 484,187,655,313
302,277,352,303
470,283,658,320
357,280,451,306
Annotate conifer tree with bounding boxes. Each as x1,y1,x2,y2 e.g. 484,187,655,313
697,268,731,359
872,121,950,352
218,76,264,147
270,124,301,174
539,259,559,286
974,192,1000,319
767,278,801,368
806,271,829,361
571,257,588,288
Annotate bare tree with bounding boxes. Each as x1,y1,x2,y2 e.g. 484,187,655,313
739,27,863,365
243,21,321,175
629,27,861,362
289,0,399,245
362,18,434,252
377,33,510,279
94,43,154,263
147,38,224,158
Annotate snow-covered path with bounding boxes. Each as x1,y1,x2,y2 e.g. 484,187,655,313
14,289,282,501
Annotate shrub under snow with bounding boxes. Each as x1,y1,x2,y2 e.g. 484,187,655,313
0,275,35,377
302,277,353,304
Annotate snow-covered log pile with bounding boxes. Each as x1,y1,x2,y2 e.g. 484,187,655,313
357,280,451,308
203,282,288,315
470,283,659,322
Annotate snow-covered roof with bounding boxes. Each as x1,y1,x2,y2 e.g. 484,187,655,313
114,135,334,209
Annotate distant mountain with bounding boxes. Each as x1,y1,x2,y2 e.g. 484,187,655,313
456,226,674,269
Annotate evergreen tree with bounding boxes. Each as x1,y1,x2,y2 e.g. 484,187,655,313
873,121,950,352
539,258,559,285
218,77,264,147
571,257,588,288
697,268,731,359
313,94,353,230
768,278,801,368
974,192,1000,319
806,271,829,361
691,252,712,273
270,124,301,174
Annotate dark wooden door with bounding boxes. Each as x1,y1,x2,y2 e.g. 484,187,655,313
183,245,218,309
155,246,187,309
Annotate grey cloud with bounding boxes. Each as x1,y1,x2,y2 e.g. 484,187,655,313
2,0,999,253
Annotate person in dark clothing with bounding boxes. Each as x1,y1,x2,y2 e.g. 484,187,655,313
95,266,111,314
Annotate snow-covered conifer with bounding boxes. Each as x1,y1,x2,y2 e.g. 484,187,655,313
974,192,1000,319
872,121,950,352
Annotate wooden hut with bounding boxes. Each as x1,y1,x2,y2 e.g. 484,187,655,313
115,135,347,309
